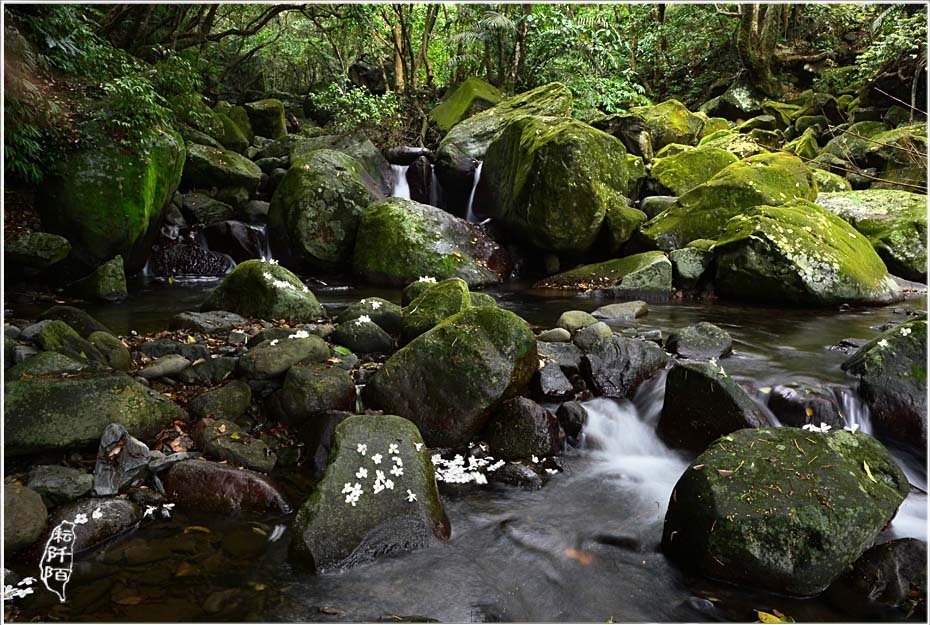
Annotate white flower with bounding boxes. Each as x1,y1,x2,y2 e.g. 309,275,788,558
545,468,558,475
473,472,488,485
92,508,103,520
388,443,399,454
356,314,372,325
74,513,89,525
264,258,279,265
877,338,889,348
414,443,423,452
357,443,368,455
143,506,157,518
844,423,860,432
900,327,912,336
417,276,437,283
17,578,36,587
342,482,354,494
390,465,404,477
356,467,368,479
372,482,385,494
344,482,364,506
375,470,386,482
269,339,279,347
531,455,539,464
384,479,394,490
371,453,383,465
289,330,310,339
406,490,417,502
819,422,832,432
392,456,403,466
369,300,382,310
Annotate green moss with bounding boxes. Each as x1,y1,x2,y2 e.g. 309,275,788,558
402,278,471,341
182,143,262,192
629,99,705,150
5,232,71,269
784,127,820,160
811,168,852,192
170,94,224,142
72,255,128,302
534,251,672,296
650,146,739,196
761,100,802,128
430,78,502,131
217,112,249,154
697,129,768,159
202,259,325,322
244,99,287,139
817,121,888,165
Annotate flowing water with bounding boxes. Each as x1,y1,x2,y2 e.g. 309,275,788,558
465,161,483,223
391,164,411,200
6,278,927,623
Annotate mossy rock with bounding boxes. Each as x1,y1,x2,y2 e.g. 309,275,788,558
5,372,185,455
640,152,817,250
696,129,768,159
699,79,765,120
534,251,672,298
331,318,394,354
268,149,375,271
5,351,86,381
170,94,225,142
40,305,111,338
36,320,105,364
292,415,449,572
816,121,888,170
737,115,778,133
761,101,801,129
784,127,821,160
816,190,927,281
625,153,647,200
239,335,329,380
363,306,537,448
290,133,393,198
202,259,324,322
430,77,503,131
244,99,287,140
650,146,739,196
88,331,131,371
696,114,730,138
272,363,355,426
866,124,927,192
814,66,863,96
37,127,185,274
401,278,472,342
811,169,852,192
336,297,403,335
669,245,714,289
795,115,830,136
217,112,250,154
353,197,506,288
477,115,630,254
5,232,71,270
71,255,128,302
603,202,648,254
662,427,908,596
182,143,263,193
713,200,901,306
629,99,706,151
401,280,436,306
792,92,844,125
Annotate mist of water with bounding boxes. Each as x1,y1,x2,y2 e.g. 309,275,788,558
391,164,410,199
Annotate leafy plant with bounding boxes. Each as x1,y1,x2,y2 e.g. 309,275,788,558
306,83,402,141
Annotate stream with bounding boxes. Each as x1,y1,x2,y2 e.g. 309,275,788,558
6,276,926,622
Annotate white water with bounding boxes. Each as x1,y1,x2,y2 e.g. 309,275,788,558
391,164,410,199
429,169,442,208
835,385,874,435
246,224,274,261
464,161,483,223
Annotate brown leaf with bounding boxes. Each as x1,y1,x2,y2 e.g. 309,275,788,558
564,549,593,565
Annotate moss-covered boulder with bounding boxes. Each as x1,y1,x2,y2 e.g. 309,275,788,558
331,317,394,354
353,197,508,287
714,200,901,306
640,152,818,250
5,232,71,270
629,99,706,151
336,297,403,335
649,147,739,196
216,102,254,142
534,251,673,298
182,143,263,193
244,99,287,140
784,126,820,160
816,190,927,281
5,351,86,381
239,335,329,379
812,168,852,192
363,307,537,448
761,101,802,129
37,127,185,274
662,427,909,596
291,415,449,571
793,92,844,125
843,318,927,459
815,121,887,172
202,259,324,322
170,94,225,143
696,129,768,160
217,112,249,154
36,320,105,364
401,277,471,342
430,77,502,131
6,372,185,455
699,79,765,120
290,133,393,198
272,362,355,426
71,255,128,302
866,123,928,192
268,149,375,271
476,115,631,254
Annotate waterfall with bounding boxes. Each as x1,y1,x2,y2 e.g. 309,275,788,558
834,385,873,434
464,161,483,223
246,224,274,261
391,164,410,199
429,168,443,209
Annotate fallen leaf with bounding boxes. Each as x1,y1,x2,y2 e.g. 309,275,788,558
564,549,593,565
175,562,198,577
114,595,143,605
804,407,815,418
863,461,877,483
185,335,197,344
183,525,211,534
716,469,735,477
319,607,344,616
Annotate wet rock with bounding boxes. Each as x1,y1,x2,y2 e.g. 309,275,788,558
161,460,290,517
41,305,111,338
489,462,542,490
188,380,252,420
650,146,738,196
556,401,587,441
291,415,450,571
140,338,210,362
406,156,433,205
180,192,237,225
271,363,355,426
5,231,71,270
767,384,845,429
668,246,714,289
537,328,571,343
401,278,472,342
27,465,93,505
537,341,583,372
581,336,669,398
241,200,270,224
45,498,142,554
37,319,106,364
429,77,502,132
4,483,47,553
12,344,38,364
639,195,677,219
88,331,131,371
92,424,153,496
538,252,672,299
591,301,648,321
573,322,613,352
296,410,352,481
657,361,769,453
202,259,325,322
5,351,86,380
193,418,276,473
662,428,909,596
485,397,560,460
556,310,597,333
384,146,433,165
289,132,393,198
536,362,573,400
332,318,394,354
336,297,403,335
72,255,129,302
202,220,267,263
665,322,732,360
138,354,191,380
170,310,247,334
239,335,329,379
177,356,239,386
182,143,263,193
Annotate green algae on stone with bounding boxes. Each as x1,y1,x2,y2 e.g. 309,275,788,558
662,427,908,597
784,126,821,161
650,146,739,196
182,143,263,193
202,259,325,322
713,199,901,306
5,351,86,381
534,251,672,298
430,77,502,131
170,94,225,142
244,98,287,140
289,133,393,197
811,168,851,192
629,99,706,151
217,111,250,154
72,255,128,302
5,232,70,269
696,129,768,159
401,277,472,342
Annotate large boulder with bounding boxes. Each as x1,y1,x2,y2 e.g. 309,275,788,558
640,152,817,250
5,372,185,455
4,483,47,553
649,147,739,196
695,129,768,159
161,460,291,517
580,335,668,398
867,123,927,192
353,197,509,287
534,251,672,298
37,127,185,274
202,259,325,322
662,428,909,596
842,318,927,459
217,112,250,154
268,149,376,271
290,133,393,198
430,77,502,131
239,335,329,380
5,231,71,270
485,397,560,460
665,322,733,360
816,190,927,281
363,306,537,448
476,115,633,254
401,277,471,341
181,143,263,193
291,415,450,572
244,99,287,140
713,200,902,306
814,121,887,172
699,79,766,120
272,362,356,425
629,99,706,151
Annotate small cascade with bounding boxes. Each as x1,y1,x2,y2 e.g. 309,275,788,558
391,164,411,199
464,161,483,223
354,385,365,414
835,386,873,434
246,224,274,261
429,168,443,208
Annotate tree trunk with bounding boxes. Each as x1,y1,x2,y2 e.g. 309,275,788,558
654,4,667,93
508,4,532,89
737,3,783,97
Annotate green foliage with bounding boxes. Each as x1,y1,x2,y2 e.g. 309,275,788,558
97,74,171,143
306,83,402,138
856,10,927,81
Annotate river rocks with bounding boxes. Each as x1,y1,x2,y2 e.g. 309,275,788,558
766,383,844,429
45,497,142,554
6,372,184,455
41,305,111,338
364,306,537,448
332,317,394,354
272,362,355,425
71,255,128,302
181,192,237,225
189,380,252,420
581,335,668,398
268,149,375,270
217,111,249,154
27,465,93,505
556,401,587,441
699,78,765,120
401,277,471,341
4,483,47,553
202,259,324,322
149,243,235,278
37,126,185,274
842,318,927,458
573,322,613,352
669,244,714,289
662,427,909,596
290,132,393,198
649,147,738,196
714,200,902,306
5,231,71,270
193,418,276,473
538,341,583,372
178,356,238,386
291,414,450,572
239,335,329,379
5,351,86,380
87,332,131,371
535,252,672,298
245,99,287,140
695,129,767,159
169,310,247,334
430,77,502,131
36,320,105,364
811,168,852,192
336,297,402,335
182,143,263,193
477,115,633,254
161,459,290,516
536,360,573,400
555,310,597,333
537,327,571,342
868,123,927,192
816,190,927,281
141,338,209,362
485,397,560,460
92,424,156,496
631,99,706,151
665,322,732,360
353,197,508,287
592,301,649,321
640,152,817,250
138,354,191,380
657,361,768,452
